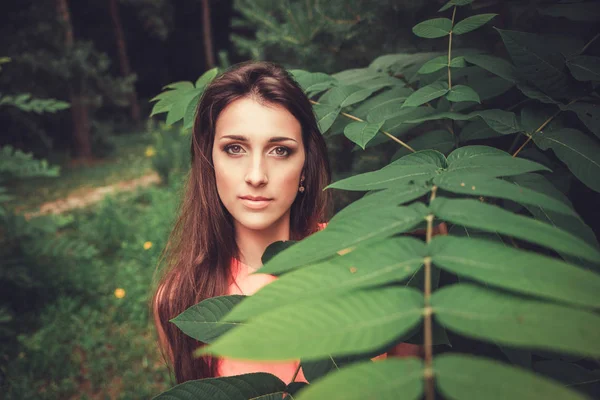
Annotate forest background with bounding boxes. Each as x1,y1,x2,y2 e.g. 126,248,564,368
1,0,599,399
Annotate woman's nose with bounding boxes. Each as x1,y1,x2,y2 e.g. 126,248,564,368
244,155,268,186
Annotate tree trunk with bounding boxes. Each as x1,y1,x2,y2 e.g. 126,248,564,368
56,0,93,159
202,0,216,69
108,0,141,125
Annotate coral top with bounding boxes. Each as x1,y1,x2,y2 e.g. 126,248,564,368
217,223,329,383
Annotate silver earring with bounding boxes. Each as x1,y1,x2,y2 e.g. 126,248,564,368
298,176,305,193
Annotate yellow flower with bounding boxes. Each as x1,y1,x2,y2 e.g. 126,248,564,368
114,288,126,299
145,146,156,157
143,241,153,250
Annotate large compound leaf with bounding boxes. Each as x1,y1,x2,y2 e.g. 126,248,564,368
430,197,600,263
566,55,600,81
203,287,424,360
434,173,576,216
225,237,425,321
432,284,600,357
154,373,286,400
538,2,600,22
439,0,474,12
171,295,245,344
496,28,571,99
453,14,497,35
294,71,338,95
532,128,600,193
326,164,438,191
412,18,453,38
430,236,600,309
259,202,429,274
296,358,423,400
434,354,587,400
387,149,448,169
403,81,449,107
418,56,466,74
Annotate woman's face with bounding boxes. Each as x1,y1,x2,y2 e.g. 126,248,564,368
212,97,306,232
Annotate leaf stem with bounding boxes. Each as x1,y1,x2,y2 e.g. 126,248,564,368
448,6,457,91
512,99,577,158
580,32,600,55
424,185,437,400
309,99,416,152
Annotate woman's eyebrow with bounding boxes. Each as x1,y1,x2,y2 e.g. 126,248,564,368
219,134,297,143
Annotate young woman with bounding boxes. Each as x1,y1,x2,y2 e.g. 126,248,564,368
151,61,421,386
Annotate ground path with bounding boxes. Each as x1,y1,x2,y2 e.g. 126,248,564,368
23,171,160,219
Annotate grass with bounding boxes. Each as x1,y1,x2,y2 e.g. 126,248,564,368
7,133,155,214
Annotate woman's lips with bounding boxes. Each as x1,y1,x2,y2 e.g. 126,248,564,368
240,198,272,210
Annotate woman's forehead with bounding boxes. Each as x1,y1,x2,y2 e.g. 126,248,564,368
214,97,302,143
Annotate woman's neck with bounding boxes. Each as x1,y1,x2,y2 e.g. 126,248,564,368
234,216,291,271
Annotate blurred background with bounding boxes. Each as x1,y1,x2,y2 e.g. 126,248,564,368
1,0,599,398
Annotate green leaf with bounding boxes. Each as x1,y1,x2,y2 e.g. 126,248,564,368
259,203,429,274
446,84,481,103
195,67,219,88
563,102,600,139
163,81,194,91
412,18,453,38
320,85,379,108
203,287,424,360
154,373,286,400
225,237,425,321
534,360,600,391
517,84,560,104
432,284,600,358
446,146,550,177
430,236,600,309
532,128,600,193
417,56,448,74
387,149,448,169
439,0,473,12
352,87,413,120
312,103,340,134
434,173,575,216
365,98,406,123
538,2,600,22
331,184,432,223
496,28,571,99
326,164,438,191
183,91,202,130
566,55,600,81
434,354,588,400
295,72,337,95
343,121,384,149
430,197,600,263
166,88,202,126
170,295,245,344
417,56,466,74
392,129,455,160
403,81,449,107
453,14,498,35
406,109,520,134
459,120,502,142
296,359,424,400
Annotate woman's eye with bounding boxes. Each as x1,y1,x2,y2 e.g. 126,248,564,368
225,145,243,154
273,146,290,157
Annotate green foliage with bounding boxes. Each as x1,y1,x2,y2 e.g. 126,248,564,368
0,93,70,113
153,1,600,399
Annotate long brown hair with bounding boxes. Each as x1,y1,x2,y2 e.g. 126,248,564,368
151,61,332,384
